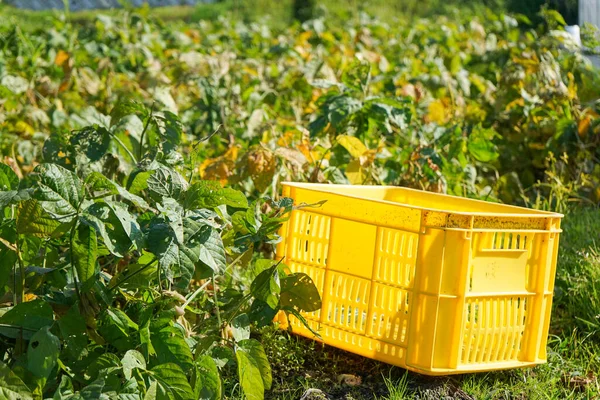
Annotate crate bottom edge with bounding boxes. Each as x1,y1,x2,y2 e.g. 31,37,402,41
284,323,546,376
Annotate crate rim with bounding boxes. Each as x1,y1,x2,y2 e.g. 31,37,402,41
281,182,564,219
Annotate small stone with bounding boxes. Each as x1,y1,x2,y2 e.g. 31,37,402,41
300,388,328,400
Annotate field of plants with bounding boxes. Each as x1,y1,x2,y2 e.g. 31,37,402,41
0,2,600,399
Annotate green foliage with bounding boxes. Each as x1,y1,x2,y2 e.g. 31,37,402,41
0,3,599,399
0,103,321,399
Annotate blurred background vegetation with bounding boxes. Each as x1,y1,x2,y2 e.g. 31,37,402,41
0,0,584,32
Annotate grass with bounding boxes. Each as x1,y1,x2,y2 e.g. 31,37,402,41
250,206,600,400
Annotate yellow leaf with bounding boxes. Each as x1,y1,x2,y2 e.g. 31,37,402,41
55,50,70,67
199,146,239,185
427,100,447,124
337,135,368,159
297,139,323,164
345,159,364,185
15,121,34,135
23,293,37,302
578,115,591,138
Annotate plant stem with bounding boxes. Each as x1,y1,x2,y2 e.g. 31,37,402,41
0,323,38,332
183,280,212,309
107,257,157,292
15,237,25,304
212,273,223,334
138,106,155,161
157,262,162,292
110,133,138,164
69,222,83,305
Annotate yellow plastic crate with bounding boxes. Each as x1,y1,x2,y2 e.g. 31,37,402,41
275,183,563,375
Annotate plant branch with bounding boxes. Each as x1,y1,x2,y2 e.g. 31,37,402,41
138,104,156,160
15,237,25,305
182,279,212,309
107,257,157,292
110,133,138,164
212,273,222,334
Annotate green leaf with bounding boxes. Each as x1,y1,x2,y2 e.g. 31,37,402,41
236,349,263,400
57,306,87,361
16,200,61,237
467,127,499,163
127,170,153,196
121,350,146,380
81,201,141,257
198,226,226,273
235,339,272,400
151,327,194,372
0,224,17,292
53,375,76,399
147,166,188,201
42,133,76,168
184,181,247,209
79,379,106,399
86,353,121,382
110,100,148,127
280,273,322,312
0,299,54,340
193,355,221,400
85,172,151,210
71,126,111,162
250,265,280,309
32,164,84,221
282,306,321,338
249,300,279,328
144,380,158,400
98,308,138,351
152,111,182,153
150,363,194,400
0,361,34,400
230,313,250,342
237,339,272,390
27,326,60,379
148,215,224,288
71,223,98,291
0,189,32,208
0,163,19,191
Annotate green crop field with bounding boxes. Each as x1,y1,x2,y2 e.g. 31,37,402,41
0,1,599,399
